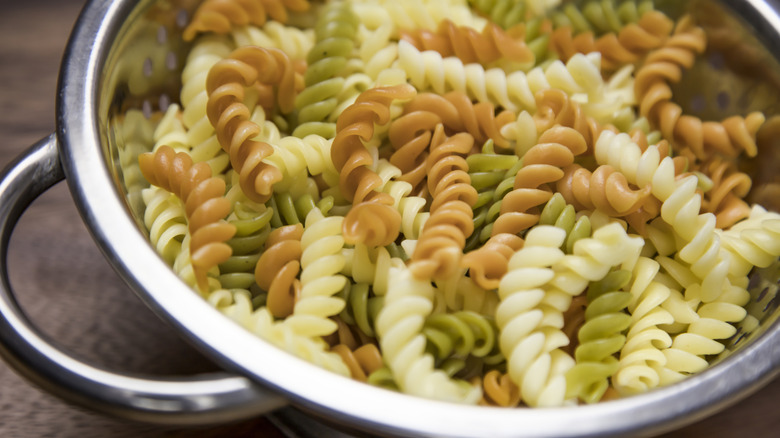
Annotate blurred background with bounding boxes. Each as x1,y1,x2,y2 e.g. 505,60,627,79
0,0,777,437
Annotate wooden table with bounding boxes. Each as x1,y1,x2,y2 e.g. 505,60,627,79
0,1,777,437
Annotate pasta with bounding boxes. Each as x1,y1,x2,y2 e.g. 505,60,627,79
131,0,780,410
468,0,561,29
399,19,535,69
410,125,477,280
550,0,655,35
375,264,480,403
352,0,486,34
255,223,303,318
183,0,312,41
395,41,634,121
142,186,189,266
538,192,592,254
292,1,361,138
388,91,515,195
549,8,673,73
139,145,236,292
286,208,348,337
496,225,573,407
423,310,499,366
331,84,416,246
478,369,521,407
494,125,588,237
206,45,304,201
691,155,753,229
219,199,273,289
634,14,765,160
565,269,632,404
613,256,674,395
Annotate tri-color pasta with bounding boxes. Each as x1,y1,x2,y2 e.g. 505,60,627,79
133,0,780,408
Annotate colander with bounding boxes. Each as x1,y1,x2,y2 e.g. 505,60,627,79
0,0,778,437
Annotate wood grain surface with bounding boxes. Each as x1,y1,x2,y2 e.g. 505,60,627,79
0,1,777,437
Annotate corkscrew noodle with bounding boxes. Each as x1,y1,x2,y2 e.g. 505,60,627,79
462,233,524,291
183,0,312,41
411,126,478,280
375,265,481,403
142,187,188,266
292,0,360,138
399,19,535,67
219,200,273,289
331,343,384,382
139,146,236,293
395,40,627,119
565,269,632,404
206,46,304,202
496,225,574,407
478,369,521,407
255,223,303,318
549,9,674,73
331,84,417,246
287,209,349,338
634,14,764,160
613,256,674,395
493,125,588,239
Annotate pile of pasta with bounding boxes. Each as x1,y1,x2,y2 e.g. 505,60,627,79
134,0,780,407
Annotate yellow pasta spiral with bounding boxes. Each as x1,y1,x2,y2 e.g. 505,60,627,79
399,19,535,66
183,0,311,41
206,46,304,203
331,84,417,246
255,223,303,318
634,15,765,160
139,146,236,292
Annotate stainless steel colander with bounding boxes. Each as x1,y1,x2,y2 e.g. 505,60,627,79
0,0,778,437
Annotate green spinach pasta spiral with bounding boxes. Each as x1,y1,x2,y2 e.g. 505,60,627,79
565,269,632,404
292,1,361,138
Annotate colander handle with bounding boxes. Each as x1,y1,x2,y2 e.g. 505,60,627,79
0,134,288,425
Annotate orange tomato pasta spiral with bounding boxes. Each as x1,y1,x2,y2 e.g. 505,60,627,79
493,126,588,238
555,163,652,217
478,369,521,407
694,156,752,229
389,91,515,192
139,146,236,293
206,46,303,203
183,0,311,41
533,89,602,151
399,19,535,67
461,232,525,291
255,223,303,318
549,10,674,73
387,102,442,194
403,91,516,151
331,343,385,382
410,125,478,280
634,15,765,160
331,84,417,246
